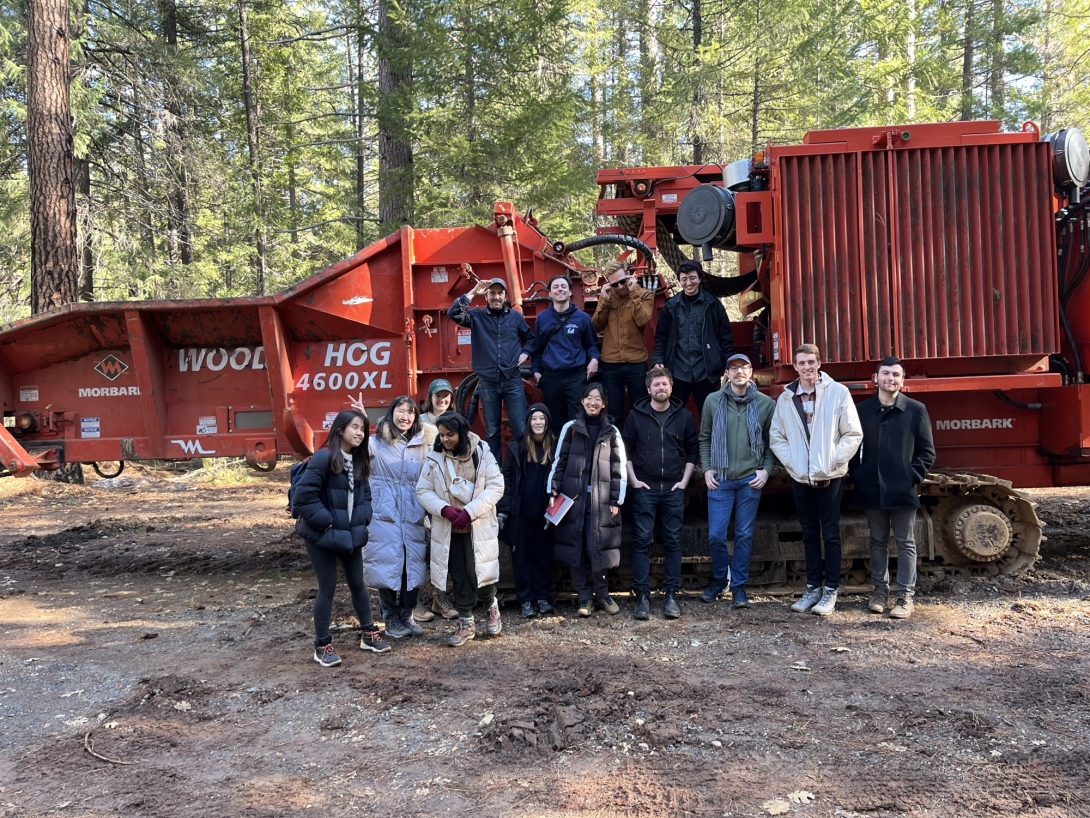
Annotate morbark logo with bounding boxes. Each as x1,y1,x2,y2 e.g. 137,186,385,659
94,354,129,382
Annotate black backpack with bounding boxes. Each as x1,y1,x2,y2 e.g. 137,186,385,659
286,457,311,517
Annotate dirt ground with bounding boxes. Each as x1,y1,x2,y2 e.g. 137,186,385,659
1,463,1088,818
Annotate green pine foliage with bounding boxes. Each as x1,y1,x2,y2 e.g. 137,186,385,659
0,0,1087,316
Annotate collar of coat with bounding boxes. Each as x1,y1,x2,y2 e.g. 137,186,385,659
425,430,484,464
670,287,714,308
783,371,834,396
864,391,909,414
630,395,685,421
375,419,437,448
570,412,616,442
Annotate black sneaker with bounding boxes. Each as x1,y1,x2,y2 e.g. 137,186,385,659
633,592,650,620
521,601,537,618
313,644,342,667
360,628,391,653
663,590,681,619
732,587,751,609
535,599,554,615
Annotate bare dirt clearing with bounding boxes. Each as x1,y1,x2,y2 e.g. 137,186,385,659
1,466,1088,817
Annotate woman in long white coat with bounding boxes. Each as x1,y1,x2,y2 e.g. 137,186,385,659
416,411,504,647
366,397,435,639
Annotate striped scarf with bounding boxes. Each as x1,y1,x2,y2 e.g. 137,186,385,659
709,382,763,479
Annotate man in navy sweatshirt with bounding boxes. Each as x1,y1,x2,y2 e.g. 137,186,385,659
531,274,600,426
448,277,535,461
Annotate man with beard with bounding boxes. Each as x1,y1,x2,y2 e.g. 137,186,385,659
623,366,699,620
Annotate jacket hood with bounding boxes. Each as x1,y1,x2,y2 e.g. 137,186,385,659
375,418,436,447
630,395,684,418
426,429,484,464
784,370,834,396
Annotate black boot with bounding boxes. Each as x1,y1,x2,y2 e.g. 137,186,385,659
664,590,681,619
633,592,650,620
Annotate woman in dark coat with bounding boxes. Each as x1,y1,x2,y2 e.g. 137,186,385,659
547,383,628,617
294,409,391,666
499,403,556,618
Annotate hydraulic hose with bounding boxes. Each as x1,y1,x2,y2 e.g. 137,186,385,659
552,234,657,272
993,391,1043,411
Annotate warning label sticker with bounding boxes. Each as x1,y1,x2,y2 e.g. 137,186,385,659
81,417,100,439
323,411,338,431
19,386,38,402
457,329,472,346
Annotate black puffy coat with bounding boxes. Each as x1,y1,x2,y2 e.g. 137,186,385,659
498,437,551,547
547,413,627,571
849,393,936,510
294,447,373,552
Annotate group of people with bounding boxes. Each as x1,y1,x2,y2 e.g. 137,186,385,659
293,260,937,668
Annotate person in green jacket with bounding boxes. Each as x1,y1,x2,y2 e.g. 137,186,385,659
698,353,776,608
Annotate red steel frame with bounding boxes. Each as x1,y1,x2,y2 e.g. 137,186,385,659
0,204,633,477
591,120,1090,488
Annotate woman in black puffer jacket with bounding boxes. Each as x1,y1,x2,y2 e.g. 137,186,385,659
294,409,391,667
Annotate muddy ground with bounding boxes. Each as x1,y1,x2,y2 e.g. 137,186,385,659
0,464,1088,818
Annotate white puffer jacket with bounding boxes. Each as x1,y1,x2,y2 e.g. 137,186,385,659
770,372,862,484
415,431,504,590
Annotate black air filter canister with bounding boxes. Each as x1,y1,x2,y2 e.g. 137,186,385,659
677,184,736,258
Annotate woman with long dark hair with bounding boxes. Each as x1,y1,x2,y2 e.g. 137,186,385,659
366,396,434,638
548,382,627,617
499,403,557,617
294,409,390,666
416,411,505,646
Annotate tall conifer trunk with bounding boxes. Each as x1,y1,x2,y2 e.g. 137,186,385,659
26,0,78,315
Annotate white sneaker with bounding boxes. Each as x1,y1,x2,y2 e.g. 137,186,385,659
790,585,823,613
811,587,838,616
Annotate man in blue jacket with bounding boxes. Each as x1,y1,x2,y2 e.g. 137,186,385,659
849,356,936,620
532,274,600,426
448,277,534,460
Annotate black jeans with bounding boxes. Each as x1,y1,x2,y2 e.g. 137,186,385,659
598,360,648,428
630,487,685,594
512,518,554,603
672,377,719,419
539,367,586,428
303,539,375,647
448,532,497,617
377,566,419,622
791,478,844,589
569,512,609,601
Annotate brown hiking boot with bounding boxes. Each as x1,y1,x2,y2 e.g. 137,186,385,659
412,603,435,623
447,616,475,647
432,591,459,620
889,597,914,619
868,588,888,614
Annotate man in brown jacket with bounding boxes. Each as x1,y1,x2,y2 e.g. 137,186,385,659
593,260,654,426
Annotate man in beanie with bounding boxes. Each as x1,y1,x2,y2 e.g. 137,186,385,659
699,353,776,608
448,277,534,461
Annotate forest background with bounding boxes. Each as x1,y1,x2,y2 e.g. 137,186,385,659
1,0,1088,322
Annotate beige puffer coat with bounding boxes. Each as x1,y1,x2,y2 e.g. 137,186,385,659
416,431,504,589
770,372,862,484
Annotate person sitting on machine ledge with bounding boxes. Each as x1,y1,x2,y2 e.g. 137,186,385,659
593,260,654,427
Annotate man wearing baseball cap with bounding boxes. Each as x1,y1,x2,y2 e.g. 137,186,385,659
698,352,776,608
448,277,534,460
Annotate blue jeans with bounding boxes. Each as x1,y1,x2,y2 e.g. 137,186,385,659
476,376,526,462
598,361,648,427
708,474,763,590
631,486,685,593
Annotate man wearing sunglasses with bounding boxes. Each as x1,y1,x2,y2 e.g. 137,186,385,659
593,260,654,426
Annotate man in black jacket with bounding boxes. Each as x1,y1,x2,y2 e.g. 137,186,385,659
650,260,754,417
850,356,936,620
622,366,699,620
